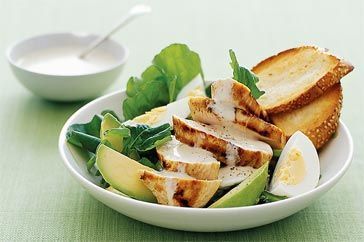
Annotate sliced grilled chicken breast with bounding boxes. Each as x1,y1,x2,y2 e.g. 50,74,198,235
189,96,286,149
156,137,220,180
139,170,221,208
211,78,269,121
173,116,272,168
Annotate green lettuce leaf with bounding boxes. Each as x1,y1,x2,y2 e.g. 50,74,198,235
205,83,212,98
86,153,96,172
122,123,172,154
122,44,203,120
101,109,121,122
66,115,172,178
259,191,287,203
66,115,102,153
229,49,265,99
103,127,130,138
273,149,282,158
118,123,172,170
123,75,169,121
66,114,110,188
152,43,203,102
139,158,163,171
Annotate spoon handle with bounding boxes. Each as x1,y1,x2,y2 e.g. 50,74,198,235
79,4,151,59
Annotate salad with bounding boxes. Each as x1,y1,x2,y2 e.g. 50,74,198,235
66,43,353,208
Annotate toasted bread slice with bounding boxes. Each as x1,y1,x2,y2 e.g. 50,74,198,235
139,170,221,207
271,83,342,149
156,137,220,180
189,96,286,149
252,46,353,114
211,79,269,121
172,116,272,168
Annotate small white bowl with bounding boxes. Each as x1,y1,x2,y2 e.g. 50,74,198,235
6,33,128,101
58,90,353,232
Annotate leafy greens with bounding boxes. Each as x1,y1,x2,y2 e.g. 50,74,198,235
259,191,287,203
273,149,282,158
66,115,102,153
121,123,172,169
66,112,172,175
101,109,121,122
122,44,204,120
229,49,265,99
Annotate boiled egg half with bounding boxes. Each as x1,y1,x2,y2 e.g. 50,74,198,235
125,97,191,127
269,131,320,197
176,75,205,100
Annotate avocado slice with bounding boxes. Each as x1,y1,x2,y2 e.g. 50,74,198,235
96,144,156,202
209,162,268,208
100,113,123,152
106,186,128,197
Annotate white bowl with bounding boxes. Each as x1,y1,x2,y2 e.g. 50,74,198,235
6,33,128,101
58,90,353,232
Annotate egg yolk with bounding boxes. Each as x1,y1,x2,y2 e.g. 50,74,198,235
187,87,205,97
276,148,306,185
132,106,167,125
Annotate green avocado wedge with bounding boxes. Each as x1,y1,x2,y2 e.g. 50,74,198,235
209,162,269,208
100,113,123,152
106,186,128,197
96,144,156,203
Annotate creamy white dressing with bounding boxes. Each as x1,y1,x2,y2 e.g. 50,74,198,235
158,170,194,179
154,170,194,205
225,143,239,166
209,79,237,121
218,165,256,188
158,137,218,163
195,132,206,147
159,170,194,205
211,79,234,103
16,46,118,75
164,178,177,205
208,101,236,121
176,163,186,173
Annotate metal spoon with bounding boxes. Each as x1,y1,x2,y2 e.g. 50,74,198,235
79,4,151,59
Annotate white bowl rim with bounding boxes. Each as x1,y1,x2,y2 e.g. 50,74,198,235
6,32,129,77
58,90,354,213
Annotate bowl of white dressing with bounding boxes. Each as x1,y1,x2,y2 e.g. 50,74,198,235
6,32,128,101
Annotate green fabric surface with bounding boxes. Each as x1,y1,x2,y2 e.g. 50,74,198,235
1,0,363,241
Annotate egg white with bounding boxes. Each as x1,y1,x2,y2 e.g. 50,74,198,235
269,131,320,197
124,97,191,127
176,75,205,100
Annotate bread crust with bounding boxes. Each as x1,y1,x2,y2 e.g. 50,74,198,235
252,46,353,114
271,83,342,149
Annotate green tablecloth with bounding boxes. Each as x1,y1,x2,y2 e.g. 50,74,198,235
1,0,363,241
